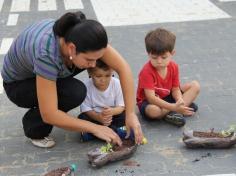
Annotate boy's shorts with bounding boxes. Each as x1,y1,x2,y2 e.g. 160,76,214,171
79,111,125,128
139,94,176,120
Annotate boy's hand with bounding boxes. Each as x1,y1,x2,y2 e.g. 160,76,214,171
175,99,194,116
102,106,113,116
98,108,113,126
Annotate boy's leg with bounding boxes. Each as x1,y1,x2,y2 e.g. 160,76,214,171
78,112,126,141
79,112,126,141
162,95,186,127
157,95,185,127
180,80,200,106
79,111,126,128
139,101,167,120
139,100,185,126
78,113,99,124
142,95,178,120
78,113,98,141
110,111,125,128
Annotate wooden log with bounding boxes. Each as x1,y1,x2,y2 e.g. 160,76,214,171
183,130,236,149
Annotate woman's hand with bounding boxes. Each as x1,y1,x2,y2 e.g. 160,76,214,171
125,112,143,145
92,124,122,146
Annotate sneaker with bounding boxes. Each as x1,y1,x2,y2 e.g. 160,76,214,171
113,126,135,140
189,102,198,112
31,137,55,148
80,132,95,142
164,112,185,127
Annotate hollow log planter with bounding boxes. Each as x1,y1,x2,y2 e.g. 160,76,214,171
87,139,137,168
183,130,236,149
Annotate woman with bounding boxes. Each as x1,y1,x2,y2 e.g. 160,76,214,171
1,11,143,148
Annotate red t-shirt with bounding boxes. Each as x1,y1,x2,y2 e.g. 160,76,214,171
136,60,180,108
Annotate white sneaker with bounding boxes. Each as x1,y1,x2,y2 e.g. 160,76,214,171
31,137,56,148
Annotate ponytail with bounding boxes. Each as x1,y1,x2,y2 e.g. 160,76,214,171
53,11,86,37
53,11,108,53
65,20,108,52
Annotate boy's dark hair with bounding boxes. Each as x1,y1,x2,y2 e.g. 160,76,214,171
95,59,110,70
53,11,108,53
145,28,176,55
88,59,110,74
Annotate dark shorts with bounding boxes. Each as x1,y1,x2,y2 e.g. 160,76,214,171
139,94,176,120
79,111,125,128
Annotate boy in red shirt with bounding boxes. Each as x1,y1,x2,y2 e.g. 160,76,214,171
136,28,200,127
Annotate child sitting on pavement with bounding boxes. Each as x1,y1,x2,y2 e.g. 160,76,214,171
79,59,126,141
136,28,200,127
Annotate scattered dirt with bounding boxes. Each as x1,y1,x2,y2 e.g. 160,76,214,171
115,168,135,175
114,160,140,176
157,147,182,158
113,139,135,151
44,167,71,176
123,160,140,167
192,152,212,162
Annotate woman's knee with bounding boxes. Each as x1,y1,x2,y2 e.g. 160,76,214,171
57,78,87,104
71,79,87,103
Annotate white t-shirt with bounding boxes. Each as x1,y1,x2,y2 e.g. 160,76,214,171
80,77,124,113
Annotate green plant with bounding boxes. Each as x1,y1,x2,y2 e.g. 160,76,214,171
221,125,236,137
100,143,113,153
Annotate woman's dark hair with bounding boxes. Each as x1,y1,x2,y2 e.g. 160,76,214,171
53,11,108,53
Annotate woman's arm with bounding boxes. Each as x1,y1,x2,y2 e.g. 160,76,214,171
101,45,143,144
102,45,134,114
36,75,122,145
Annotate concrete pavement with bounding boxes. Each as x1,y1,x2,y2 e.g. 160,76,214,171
1,0,236,175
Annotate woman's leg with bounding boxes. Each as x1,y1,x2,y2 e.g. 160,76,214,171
3,76,86,139
22,108,53,139
57,77,87,112
4,78,48,139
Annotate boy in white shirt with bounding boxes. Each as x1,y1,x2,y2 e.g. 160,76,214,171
79,60,125,141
